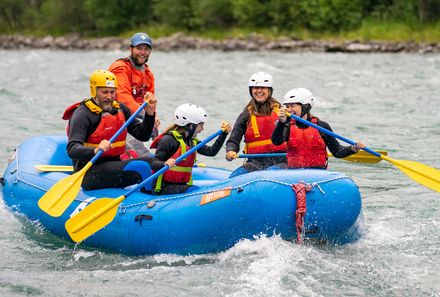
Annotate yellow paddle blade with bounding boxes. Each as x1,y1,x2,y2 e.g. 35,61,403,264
328,149,388,164
65,196,125,243
37,162,92,217
35,165,74,172
382,155,440,192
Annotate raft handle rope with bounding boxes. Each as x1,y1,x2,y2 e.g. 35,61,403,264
291,182,312,244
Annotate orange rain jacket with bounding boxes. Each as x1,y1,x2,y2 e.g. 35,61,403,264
108,58,155,113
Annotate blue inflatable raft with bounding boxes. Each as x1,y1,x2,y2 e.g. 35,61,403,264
1,135,364,255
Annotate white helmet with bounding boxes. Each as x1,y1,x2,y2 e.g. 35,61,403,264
174,103,208,126
282,88,314,107
248,72,273,88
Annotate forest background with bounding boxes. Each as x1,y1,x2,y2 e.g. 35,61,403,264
0,0,439,42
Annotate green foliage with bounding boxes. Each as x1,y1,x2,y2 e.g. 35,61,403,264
0,0,26,32
0,0,439,40
294,0,364,31
232,0,300,30
85,0,152,34
41,0,93,34
191,0,234,29
153,0,193,29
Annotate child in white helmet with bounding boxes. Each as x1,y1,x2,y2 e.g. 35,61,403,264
149,103,232,195
272,88,364,169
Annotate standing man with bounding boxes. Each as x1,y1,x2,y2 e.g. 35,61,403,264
108,32,159,157
63,70,157,190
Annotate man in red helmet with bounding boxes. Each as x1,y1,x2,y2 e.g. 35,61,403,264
108,32,159,158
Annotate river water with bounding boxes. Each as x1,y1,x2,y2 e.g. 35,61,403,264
1,50,439,296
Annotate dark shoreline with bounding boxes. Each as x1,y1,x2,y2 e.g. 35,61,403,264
1,33,439,53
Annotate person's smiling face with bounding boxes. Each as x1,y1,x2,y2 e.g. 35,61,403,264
130,44,152,65
251,86,270,103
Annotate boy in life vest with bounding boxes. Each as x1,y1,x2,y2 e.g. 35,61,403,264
64,70,156,190
149,103,232,195
226,72,287,177
272,88,364,169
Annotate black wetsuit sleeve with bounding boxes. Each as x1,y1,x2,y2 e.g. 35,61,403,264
150,134,180,171
197,132,228,156
66,105,100,161
121,104,155,141
226,110,249,153
271,120,290,145
317,119,355,158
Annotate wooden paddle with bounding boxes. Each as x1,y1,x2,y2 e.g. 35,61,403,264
288,113,440,192
237,150,388,164
38,101,149,217
65,129,224,243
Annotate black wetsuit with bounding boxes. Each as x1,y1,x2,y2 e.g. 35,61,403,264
271,117,356,168
67,101,155,190
151,130,228,195
226,109,286,174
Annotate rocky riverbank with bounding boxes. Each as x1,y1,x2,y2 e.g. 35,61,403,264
1,33,439,53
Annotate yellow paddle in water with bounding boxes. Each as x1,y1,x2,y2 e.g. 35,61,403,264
288,113,440,192
237,150,388,164
65,129,224,243
38,101,149,217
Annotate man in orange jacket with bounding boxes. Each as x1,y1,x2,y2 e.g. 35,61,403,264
108,32,159,157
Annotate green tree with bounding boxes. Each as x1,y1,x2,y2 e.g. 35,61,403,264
295,0,364,32
40,0,92,34
153,0,193,29
191,0,234,29
85,0,153,34
0,0,26,32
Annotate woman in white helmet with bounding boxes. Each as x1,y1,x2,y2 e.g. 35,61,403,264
226,72,287,177
149,103,232,195
272,88,364,169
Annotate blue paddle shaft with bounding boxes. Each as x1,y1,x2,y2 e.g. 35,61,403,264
238,153,286,158
125,129,224,197
289,114,381,158
90,101,148,163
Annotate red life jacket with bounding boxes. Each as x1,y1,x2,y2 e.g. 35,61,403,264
63,99,127,158
154,130,197,192
108,58,154,106
244,107,287,154
286,117,327,168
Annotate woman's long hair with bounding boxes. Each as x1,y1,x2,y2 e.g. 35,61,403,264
162,123,192,141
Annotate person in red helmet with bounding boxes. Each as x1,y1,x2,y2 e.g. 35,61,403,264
108,32,159,158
